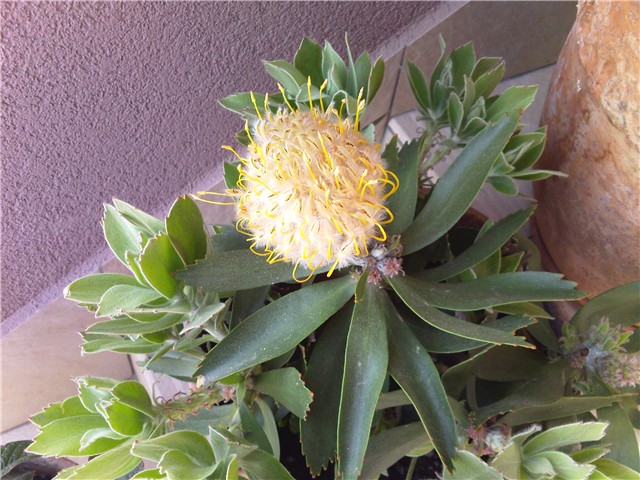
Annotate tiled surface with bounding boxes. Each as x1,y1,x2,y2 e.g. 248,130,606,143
0,295,133,432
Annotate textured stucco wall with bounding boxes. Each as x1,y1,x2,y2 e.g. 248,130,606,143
1,1,440,332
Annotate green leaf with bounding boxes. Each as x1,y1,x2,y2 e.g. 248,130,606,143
138,233,185,298
469,248,501,278
294,37,324,86
126,251,150,287
486,85,537,122
388,275,533,348
131,468,165,479
337,281,388,480
462,75,476,114
223,162,241,189
322,42,347,91
500,252,524,273
171,404,235,436
501,395,634,427
27,416,124,457
489,175,518,195
209,426,256,461
407,61,430,111
1,441,39,477
76,377,118,413
529,451,590,479
131,431,215,465
177,249,325,292
572,282,640,334
113,199,165,235
381,135,399,165
509,169,565,181
418,207,534,282
431,79,452,118
102,400,147,436
211,225,248,253
396,272,583,312
80,333,159,355
598,404,640,471
447,92,464,133
491,441,523,478
111,381,156,419
442,450,501,480
523,422,608,457
402,113,519,254
238,402,273,455
385,297,457,471
64,274,140,305
230,286,269,329
253,398,280,460
96,285,163,317
64,444,140,480
87,313,184,335
461,116,487,138
493,301,553,319
411,314,535,354
361,423,431,480
344,35,359,98
103,205,144,265
165,196,207,266
196,276,355,383
181,302,227,335
219,92,267,117
450,43,475,90
143,350,202,379
367,58,385,103
473,345,546,382
429,36,448,97
473,61,505,99
253,368,312,419
593,459,640,480
375,390,410,410
475,361,568,423
528,454,565,478
157,450,214,480
385,140,420,236
240,449,295,480
504,130,543,161
570,446,610,465
471,57,502,80
263,60,306,93
301,304,352,475
491,153,515,176
30,396,91,427
512,130,547,171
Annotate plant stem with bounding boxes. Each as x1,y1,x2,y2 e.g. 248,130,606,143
406,456,418,480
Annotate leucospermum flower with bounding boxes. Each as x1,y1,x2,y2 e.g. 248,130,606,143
197,80,399,282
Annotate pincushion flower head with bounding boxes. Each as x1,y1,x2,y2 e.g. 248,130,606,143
198,81,399,281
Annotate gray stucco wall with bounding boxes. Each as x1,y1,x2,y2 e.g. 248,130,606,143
1,1,440,331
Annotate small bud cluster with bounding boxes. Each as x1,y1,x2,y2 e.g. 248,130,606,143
161,384,224,422
358,235,404,285
465,415,511,456
561,318,640,391
598,354,640,389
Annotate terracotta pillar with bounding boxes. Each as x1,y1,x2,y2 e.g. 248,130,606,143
534,0,640,297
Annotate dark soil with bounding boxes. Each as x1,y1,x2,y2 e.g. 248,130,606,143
278,425,443,480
